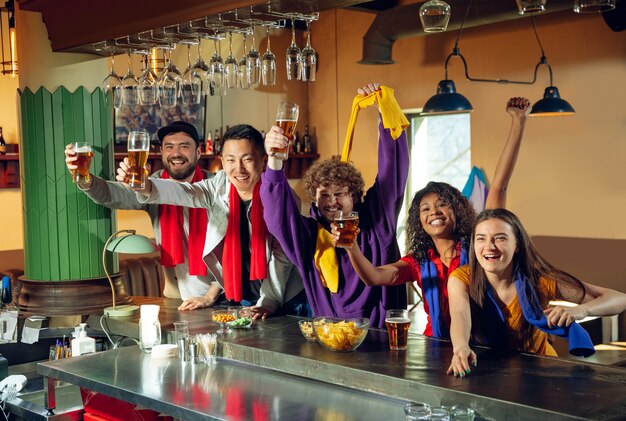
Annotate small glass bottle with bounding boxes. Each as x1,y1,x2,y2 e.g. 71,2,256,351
0,127,6,155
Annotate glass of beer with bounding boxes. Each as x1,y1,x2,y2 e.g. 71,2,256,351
385,309,411,351
334,211,359,248
72,142,93,184
272,101,299,160
127,130,150,190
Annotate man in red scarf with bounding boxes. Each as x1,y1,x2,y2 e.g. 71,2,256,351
65,121,222,310
125,125,309,320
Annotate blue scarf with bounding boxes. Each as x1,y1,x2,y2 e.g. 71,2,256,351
481,271,595,357
420,246,468,338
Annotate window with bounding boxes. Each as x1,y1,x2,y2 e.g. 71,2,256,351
397,112,471,254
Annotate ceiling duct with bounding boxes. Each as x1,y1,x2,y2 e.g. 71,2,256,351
359,0,577,64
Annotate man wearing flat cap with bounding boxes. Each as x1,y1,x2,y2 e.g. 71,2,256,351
65,121,222,310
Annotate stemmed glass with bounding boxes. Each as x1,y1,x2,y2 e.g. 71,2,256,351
121,52,139,107
191,39,210,96
101,51,122,108
286,19,301,81
212,308,238,334
238,33,250,90
224,32,239,89
246,26,261,86
208,36,224,94
138,53,158,105
158,49,182,108
181,44,203,105
301,21,317,82
261,26,276,86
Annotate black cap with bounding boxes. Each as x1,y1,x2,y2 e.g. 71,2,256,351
157,121,200,146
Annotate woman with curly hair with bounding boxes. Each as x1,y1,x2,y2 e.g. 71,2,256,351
261,83,409,328
339,97,532,337
447,209,626,376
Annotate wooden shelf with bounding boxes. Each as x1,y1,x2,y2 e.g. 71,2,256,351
0,153,20,188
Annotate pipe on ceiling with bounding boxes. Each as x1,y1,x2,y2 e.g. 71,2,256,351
358,0,577,64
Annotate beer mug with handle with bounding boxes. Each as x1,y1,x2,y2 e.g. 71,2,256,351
127,131,150,190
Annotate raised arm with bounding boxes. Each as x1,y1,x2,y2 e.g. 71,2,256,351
447,276,477,377
485,97,531,210
545,281,626,328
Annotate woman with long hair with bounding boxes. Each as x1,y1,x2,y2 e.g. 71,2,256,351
447,209,626,376
338,97,532,337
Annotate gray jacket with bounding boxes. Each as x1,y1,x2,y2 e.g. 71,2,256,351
139,170,305,313
81,169,219,300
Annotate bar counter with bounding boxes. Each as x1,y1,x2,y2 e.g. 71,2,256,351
37,298,626,420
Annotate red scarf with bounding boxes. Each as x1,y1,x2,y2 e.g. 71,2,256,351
222,181,268,302
159,166,208,276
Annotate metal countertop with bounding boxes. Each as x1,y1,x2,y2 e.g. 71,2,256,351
36,297,626,420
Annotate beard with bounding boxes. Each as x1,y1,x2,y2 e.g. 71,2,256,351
163,157,197,180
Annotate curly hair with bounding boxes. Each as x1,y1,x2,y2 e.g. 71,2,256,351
303,159,365,204
405,181,476,263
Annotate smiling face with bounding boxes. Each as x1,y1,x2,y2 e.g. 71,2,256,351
473,218,518,278
315,184,355,223
221,138,266,201
418,192,456,239
161,132,201,181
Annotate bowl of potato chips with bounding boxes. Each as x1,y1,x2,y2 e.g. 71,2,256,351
312,317,369,352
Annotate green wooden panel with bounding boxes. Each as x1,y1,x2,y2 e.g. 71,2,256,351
19,86,116,281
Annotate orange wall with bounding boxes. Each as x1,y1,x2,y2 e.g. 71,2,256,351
309,9,626,240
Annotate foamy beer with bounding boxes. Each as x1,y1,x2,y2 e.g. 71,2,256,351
334,211,359,248
127,131,150,190
72,142,93,184
273,101,299,160
385,309,411,350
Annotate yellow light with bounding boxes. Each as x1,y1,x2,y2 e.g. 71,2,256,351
151,48,158,75
9,26,16,78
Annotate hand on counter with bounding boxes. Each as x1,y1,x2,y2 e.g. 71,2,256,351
447,345,477,378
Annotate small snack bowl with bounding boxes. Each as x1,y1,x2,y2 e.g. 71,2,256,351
312,317,369,352
298,320,317,342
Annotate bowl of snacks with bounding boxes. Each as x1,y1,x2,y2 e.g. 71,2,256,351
298,320,317,342
312,317,369,352
229,317,253,329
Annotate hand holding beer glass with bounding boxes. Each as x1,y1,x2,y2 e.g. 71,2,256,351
334,211,359,249
127,131,150,190
71,142,93,184
271,101,299,160
385,309,411,351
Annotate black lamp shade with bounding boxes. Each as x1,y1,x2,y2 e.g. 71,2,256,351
530,86,575,117
422,80,473,115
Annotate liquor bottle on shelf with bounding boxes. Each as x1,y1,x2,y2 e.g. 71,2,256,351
303,125,312,154
205,131,213,154
0,127,6,155
213,129,221,154
294,131,302,154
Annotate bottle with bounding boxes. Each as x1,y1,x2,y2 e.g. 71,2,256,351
1,275,11,305
0,127,6,155
213,129,221,154
71,323,96,357
303,125,312,154
294,131,302,154
205,131,213,154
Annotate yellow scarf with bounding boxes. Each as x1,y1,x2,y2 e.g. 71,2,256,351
315,86,409,293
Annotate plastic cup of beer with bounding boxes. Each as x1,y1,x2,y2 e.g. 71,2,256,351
127,130,150,189
273,101,299,160
385,309,411,351
334,211,359,248
72,142,93,184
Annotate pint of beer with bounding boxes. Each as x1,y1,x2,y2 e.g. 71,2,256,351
385,309,411,351
272,101,299,161
127,131,150,190
334,211,359,248
72,142,93,184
